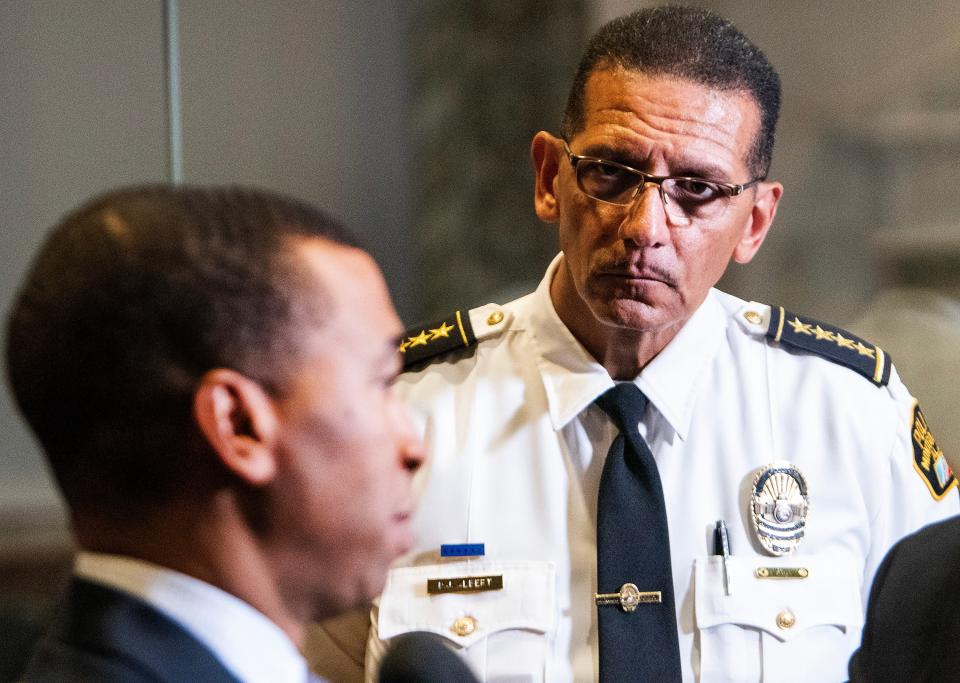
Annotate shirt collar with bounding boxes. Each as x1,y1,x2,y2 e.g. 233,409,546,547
75,551,310,683
635,289,727,440
527,254,616,430
527,254,726,439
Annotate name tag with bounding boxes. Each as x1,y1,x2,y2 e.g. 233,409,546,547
755,566,809,579
427,575,504,594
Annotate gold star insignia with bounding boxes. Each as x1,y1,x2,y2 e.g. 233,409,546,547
813,325,835,342
407,330,430,348
398,339,410,353
429,321,455,340
787,317,814,335
854,341,875,358
834,332,856,350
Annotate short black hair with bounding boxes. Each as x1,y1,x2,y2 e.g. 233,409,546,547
5,185,360,516
561,5,781,177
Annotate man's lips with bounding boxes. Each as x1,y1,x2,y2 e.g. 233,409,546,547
392,510,414,553
595,269,674,287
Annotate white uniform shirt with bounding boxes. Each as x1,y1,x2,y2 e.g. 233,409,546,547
368,255,958,683
75,552,314,683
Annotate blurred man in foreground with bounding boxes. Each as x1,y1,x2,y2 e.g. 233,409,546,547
6,185,425,682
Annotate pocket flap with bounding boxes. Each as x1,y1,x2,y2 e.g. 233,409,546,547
378,560,556,647
695,554,863,642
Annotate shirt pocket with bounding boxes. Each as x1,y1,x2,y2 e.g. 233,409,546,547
695,554,863,683
376,559,556,683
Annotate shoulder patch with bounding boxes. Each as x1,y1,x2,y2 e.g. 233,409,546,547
911,403,957,501
766,306,892,386
399,311,476,369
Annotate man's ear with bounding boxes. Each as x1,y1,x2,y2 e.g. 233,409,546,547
733,181,783,264
531,131,563,223
193,369,279,486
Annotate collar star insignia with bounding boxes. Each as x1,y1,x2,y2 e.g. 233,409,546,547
429,321,456,340
813,325,835,341
788,317,814,335
398,339,410,353
854,341,875,358
407,330,430,348
833,332,856,350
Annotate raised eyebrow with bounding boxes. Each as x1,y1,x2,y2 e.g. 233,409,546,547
671,161,733,183
577,144,734,182
577,144,643,168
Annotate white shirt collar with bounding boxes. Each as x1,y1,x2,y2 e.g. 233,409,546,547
74,551,310,683
635,288,727,440
526,253,727,439
526,254,615,431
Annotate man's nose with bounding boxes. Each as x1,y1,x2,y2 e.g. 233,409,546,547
617,182,671,247
396,404,426,474
402,439,426,474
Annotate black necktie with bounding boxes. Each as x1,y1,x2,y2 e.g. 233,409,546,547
595,383,682,681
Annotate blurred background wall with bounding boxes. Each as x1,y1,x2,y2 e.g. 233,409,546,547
2,0,958,677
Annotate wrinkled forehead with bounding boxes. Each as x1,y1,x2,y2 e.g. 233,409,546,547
578,68,761,171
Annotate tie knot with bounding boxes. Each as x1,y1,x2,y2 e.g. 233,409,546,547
595,383,648,434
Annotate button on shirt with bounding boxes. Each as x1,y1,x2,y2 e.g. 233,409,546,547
75,553,313,683
368,254,958,683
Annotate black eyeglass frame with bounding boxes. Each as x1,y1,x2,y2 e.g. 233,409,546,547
561,140,765,209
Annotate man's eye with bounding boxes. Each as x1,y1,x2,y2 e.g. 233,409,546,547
668,179,723,202
579,161,637,198
381,371,400,389
584,161,626,180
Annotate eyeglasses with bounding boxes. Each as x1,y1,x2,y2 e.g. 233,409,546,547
562,141,763,226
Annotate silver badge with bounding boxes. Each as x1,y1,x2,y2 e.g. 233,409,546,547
750,461,810,556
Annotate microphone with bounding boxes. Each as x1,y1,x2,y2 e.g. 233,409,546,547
377,633,478,683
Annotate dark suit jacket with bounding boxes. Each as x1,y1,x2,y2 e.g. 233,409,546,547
21,576,241,683
849,515,960,682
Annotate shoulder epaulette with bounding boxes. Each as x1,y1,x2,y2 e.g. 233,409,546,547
766,306,892,387
398,310,478,369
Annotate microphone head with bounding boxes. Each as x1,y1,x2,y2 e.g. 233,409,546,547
377,633,478,683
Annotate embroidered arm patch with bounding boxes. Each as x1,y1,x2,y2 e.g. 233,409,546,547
911,403,957,501
767,306,892,386
398,310,476,369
